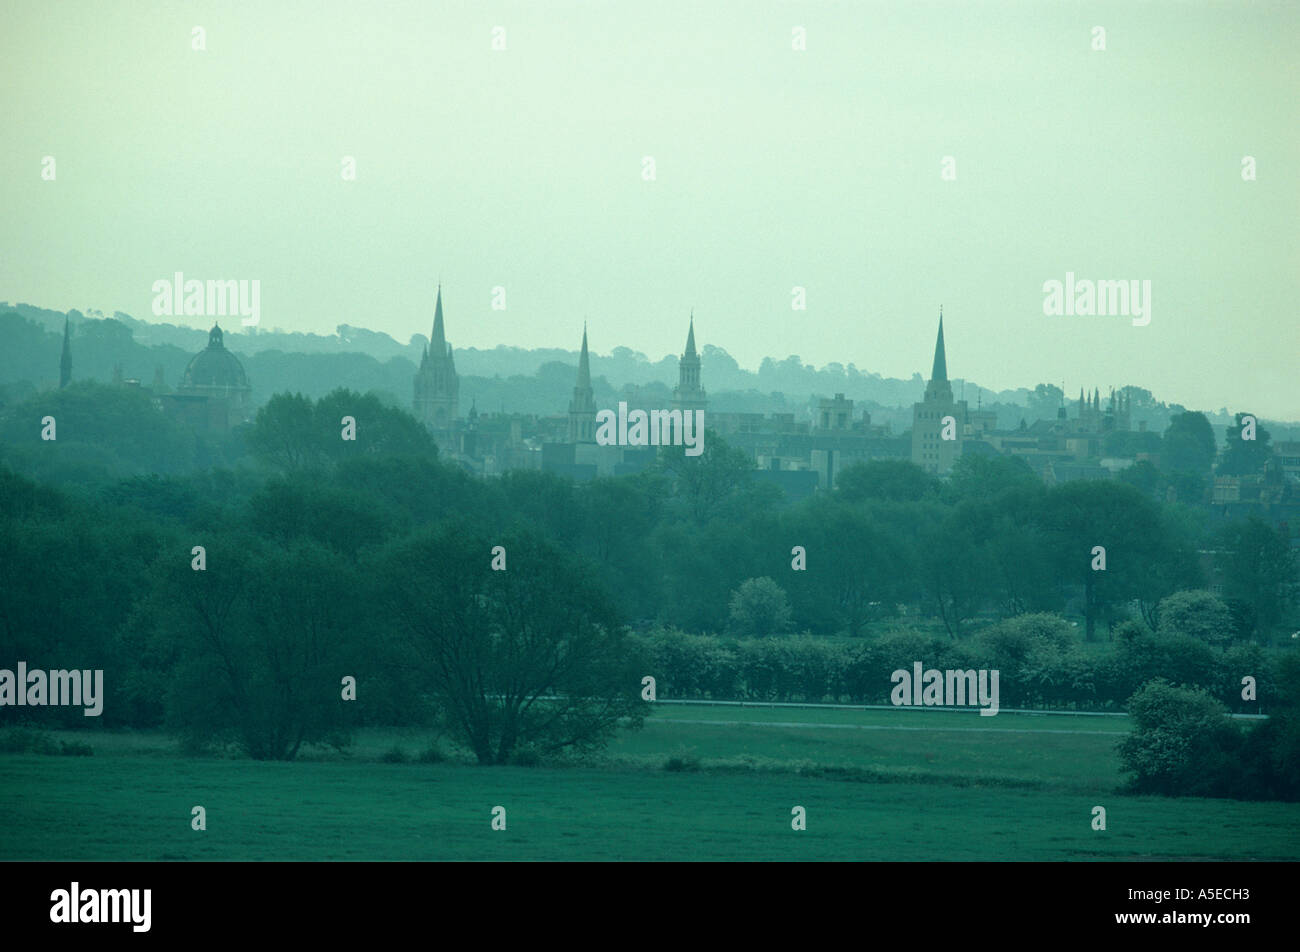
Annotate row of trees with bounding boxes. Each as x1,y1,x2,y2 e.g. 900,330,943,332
633,612,1278,712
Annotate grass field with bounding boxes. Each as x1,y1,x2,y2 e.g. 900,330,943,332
2,705,1296,861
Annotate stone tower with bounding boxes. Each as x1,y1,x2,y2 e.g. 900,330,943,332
911,309,966,475
672,312,708,415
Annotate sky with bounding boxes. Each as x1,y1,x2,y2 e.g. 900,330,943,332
3,0,1297,418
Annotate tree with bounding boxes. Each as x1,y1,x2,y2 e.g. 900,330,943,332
1027,383,1064,420
380,524,645,764
727,577,794,637
913,501,989,638
944,453,1039,503
835,459,934,503
1117,459,1161,496
1155,590,1234,646
1104,429,1161,459
655,429,755,524
0,381,200,482
1214,517,1297,638
1217,412,1272,476
1162,412,1215,479
246,392,320,470
153,535,359,758
787,499,907,636
1037,481,1171,641
248,389,436,473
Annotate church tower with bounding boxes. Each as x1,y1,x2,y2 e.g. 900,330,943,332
568,324,596,443
671,312,707,415
911,309,966,475
59,317,72,388
413,285,460,431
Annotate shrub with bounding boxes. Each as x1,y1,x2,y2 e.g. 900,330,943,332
0,727,58,754
510,746,542,767
416,743,446,764
1118,680,1243,796
664,754,701,772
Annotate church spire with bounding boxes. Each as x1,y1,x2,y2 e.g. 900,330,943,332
59,316,72,388
577,321,591,389
568,323,596,443
685,310,697,359
431,284,446,354
930,308,947,383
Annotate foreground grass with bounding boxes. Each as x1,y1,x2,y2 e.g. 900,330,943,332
2,719,1296,860
612,706,1129,792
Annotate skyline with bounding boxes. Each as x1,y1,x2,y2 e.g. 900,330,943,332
17,298,1290,425
3,1,1297,418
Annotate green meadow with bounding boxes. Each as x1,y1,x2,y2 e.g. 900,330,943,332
2,706,1296,861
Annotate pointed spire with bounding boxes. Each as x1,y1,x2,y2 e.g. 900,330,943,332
59,316,72,388
431,284,446,354
930,308,947,383
577,322,591,388
684,310,697,359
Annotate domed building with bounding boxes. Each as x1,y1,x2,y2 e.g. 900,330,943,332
164,323,252,429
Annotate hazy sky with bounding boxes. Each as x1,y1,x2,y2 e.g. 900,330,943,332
3,1,1297,417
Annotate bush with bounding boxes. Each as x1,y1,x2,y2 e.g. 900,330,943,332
664,754,701,772
1118,680,1243,796
416,743,446,764
380,745,409,763
510,746,543,767
0,727,59,754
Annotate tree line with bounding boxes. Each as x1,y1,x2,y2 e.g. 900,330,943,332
0,386,1296,783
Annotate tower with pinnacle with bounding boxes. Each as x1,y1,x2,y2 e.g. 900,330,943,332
671,312,708,415
567,324,597,443
413,285,460,431
911,308,967,475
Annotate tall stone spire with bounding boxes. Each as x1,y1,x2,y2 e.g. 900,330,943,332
577,322,591,389
568,323,596,443
431,284,447,355
930,308,948,383
59,316,72,388
413,283,459,430
684,310,697,359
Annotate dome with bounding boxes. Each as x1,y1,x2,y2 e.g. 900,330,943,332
181,324,250,391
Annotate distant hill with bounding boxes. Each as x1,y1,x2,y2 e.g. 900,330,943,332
2,302,1294,437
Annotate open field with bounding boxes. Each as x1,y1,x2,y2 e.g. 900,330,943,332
2,706,1296,861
